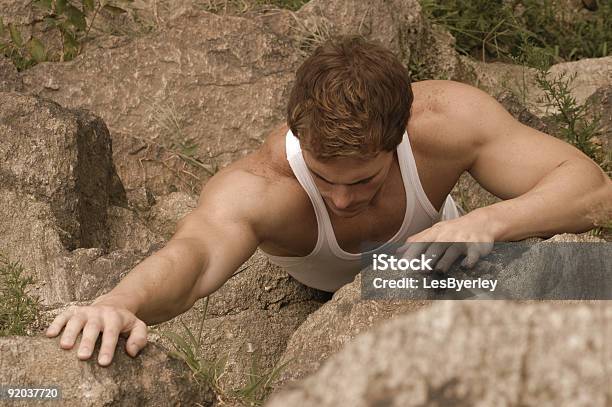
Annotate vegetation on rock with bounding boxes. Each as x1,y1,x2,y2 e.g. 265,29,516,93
0,253,41,336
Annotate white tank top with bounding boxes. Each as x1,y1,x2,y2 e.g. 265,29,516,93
261,129,462,292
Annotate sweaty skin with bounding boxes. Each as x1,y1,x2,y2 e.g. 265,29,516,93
46,80,612,365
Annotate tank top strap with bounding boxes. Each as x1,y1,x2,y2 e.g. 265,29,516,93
285,130,331,254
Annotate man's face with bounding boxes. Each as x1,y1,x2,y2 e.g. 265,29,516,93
302,149,394,218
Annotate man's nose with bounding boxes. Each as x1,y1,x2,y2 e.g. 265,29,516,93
330,186,352,209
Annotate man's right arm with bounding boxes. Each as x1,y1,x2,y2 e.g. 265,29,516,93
46,168,266,366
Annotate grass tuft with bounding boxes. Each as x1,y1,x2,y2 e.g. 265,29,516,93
0,253,42,337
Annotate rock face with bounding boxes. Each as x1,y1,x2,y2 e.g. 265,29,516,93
266,300,612,407
0,91,132,304
0,57,23,92
0,335,215,406
0,91,116,251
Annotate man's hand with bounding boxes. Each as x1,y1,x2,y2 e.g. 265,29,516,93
398,212,495,272
45,303,148,366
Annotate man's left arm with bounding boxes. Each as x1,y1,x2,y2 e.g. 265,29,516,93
406,81,611,249
461,84,611,241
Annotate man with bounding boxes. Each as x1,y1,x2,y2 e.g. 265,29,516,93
46,35,611,366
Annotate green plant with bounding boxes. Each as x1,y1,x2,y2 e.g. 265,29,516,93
534,68,610,175
0,254,42,336
0,17,46,71
420,0,611,66
232,352,292,406
0,0,140,71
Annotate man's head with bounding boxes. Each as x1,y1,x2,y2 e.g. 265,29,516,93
287,35,413,217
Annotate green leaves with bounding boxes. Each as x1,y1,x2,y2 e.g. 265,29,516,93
83,0,95,12
27,37,46,62
55,0,67,14
8,24,23,47
33,0,53,10
64,5,87,31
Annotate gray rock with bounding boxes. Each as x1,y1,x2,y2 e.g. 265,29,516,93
0,91,115,251
107,205,165,252
0,92,128,304
266,301,612,407
0,57,23,91
0,335,215,406
146,191,197,239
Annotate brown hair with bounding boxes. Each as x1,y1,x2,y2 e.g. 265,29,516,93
286,34,413,159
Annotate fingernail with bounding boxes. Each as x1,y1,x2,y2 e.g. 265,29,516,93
99,354,110,365
78,347,89,356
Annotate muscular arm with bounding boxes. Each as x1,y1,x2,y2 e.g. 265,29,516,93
438,81,612,241
93,169,264,324
47,165,273,366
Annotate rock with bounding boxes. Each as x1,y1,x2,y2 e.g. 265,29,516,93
0,335,214,406
50,248,156,304
585,85,612,159
273,273,431,388
272,233,609,391
266,301,612,407
291,0,464,81
151,250,331,392
107,205,165,252
0,57,23,91
20,10,301,198
0,92,129,304
0,91,115,251
547,56,612,107
146,192,197,239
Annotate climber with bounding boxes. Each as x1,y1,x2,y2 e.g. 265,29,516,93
46,35,612,366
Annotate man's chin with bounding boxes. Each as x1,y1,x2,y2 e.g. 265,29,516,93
330,205,367,218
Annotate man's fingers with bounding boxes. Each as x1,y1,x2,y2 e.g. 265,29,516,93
125,320,148,357
434,243,465,272
399,242,429,261
461,243,490,268
77,320,102,360
46,309,75,337
424,242,452,268
98,324,120,366
59,314,87,349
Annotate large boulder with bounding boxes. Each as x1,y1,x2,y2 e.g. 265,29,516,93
0,92,130,304
20,10,302,199
0,91,116,251
0,335,214,406
266,300,612,407
272,233,609,390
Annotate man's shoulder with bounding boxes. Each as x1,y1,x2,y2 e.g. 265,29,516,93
409,80,496,161
195,123,308,236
